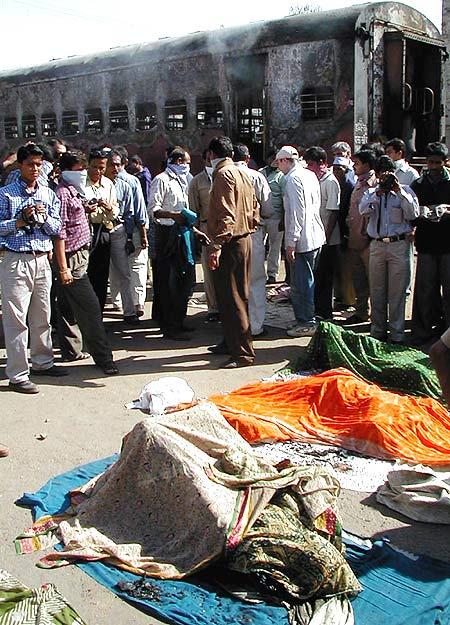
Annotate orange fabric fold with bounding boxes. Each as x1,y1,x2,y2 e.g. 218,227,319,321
209,368,450,466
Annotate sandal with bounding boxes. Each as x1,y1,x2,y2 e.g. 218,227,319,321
62,352,90,362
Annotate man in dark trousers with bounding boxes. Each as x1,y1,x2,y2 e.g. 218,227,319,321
206,136,258,368
410,142,450,345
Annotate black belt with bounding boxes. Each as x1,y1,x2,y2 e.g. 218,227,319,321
6,249,47,256
372,234,407,243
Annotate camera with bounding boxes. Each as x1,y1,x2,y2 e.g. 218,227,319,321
21,202,46,229
379,173,396,192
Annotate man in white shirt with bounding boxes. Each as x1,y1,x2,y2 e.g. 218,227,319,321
304,146,341,321
233,143,271,337
385,138,419,186
276,146,326,337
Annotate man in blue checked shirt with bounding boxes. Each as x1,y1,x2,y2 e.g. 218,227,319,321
0,143,67,394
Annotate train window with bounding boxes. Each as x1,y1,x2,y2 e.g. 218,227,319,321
165,99,187,131
109,105,129,132
196,96,223,128
85,108,103,134
300,87,334,121
135,102,157,132
42,112,57,137
4,117,19,139
238,107,264,144
22,115,37,139
62,111,79,135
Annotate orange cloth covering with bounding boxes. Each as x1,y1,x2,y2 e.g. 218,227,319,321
209,368,450,466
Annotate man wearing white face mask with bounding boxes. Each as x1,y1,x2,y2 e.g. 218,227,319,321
149,146,198,340
53,151,118,375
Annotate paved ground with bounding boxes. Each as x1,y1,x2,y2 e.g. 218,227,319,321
1,292,448,624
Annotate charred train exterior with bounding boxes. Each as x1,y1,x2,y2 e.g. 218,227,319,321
0,1,445,170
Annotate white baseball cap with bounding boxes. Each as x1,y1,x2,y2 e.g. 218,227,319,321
275,146,299,161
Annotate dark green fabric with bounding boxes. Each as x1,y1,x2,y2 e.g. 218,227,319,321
284,321,442,400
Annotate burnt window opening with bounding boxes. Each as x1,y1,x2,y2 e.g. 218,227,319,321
62,111,79,135
85,108,103,135
165,99,187,131
42,112,57,137
238,107,264,144
22,115,37,139
4,117,19,139
135,102,157,132
109,105,129,132
300,87,334,121
196,96,223,128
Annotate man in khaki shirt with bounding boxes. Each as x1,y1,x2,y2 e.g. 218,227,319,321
188,150,218,322
206,136,258,368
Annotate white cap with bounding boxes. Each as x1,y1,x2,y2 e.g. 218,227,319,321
275,146,299,161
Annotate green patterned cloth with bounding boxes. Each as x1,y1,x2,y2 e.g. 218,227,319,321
226,490,361,602
283,321,442,400
0,569,86,624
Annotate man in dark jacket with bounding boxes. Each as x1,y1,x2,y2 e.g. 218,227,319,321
410,142,450,345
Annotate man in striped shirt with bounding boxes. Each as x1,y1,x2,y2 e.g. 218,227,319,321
0,143,67,394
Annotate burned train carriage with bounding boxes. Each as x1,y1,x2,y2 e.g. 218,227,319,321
0,1,445,171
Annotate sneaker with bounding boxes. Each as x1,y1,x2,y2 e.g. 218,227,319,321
30,366,68,377
286,324,317,338
9,380,39,394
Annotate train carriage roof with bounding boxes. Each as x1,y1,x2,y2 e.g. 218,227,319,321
0,1,441,85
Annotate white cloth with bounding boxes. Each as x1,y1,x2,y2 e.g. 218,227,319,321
377,465,450,524
148,169,188,226
128,229,148,309
265,217,284,279
0,251,54,383
283,164,326,252
127,376,195,414
319,170,341,246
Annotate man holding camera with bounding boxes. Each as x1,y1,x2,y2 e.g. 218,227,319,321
359,156,419,343
0,143,67,394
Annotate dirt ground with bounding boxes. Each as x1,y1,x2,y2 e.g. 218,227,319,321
1,290,449,624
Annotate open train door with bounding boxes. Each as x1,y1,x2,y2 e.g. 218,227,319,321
226,54,267,163
383,32,446,155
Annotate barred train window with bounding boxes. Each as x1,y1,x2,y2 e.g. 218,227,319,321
42,112,57,137
62,111,79,135
300,87,334,121
4,117,18,139
135,102,157,132
109,105,129,132
22,115,36,138
196,96,223,128
165,99,186,131
238,107,263,144
85,108,103,135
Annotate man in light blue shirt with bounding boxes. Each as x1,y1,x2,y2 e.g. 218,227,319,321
0,143,67,394
359,156,419,343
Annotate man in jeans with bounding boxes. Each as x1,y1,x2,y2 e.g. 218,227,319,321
276,146,325,338
0,143,67,394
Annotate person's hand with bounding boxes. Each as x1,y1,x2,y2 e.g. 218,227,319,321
208,249,221,270
195,229,211,245
286,246,296,263
59,268,73,285
98,199,113,212
125,239,135,255
2,152,17,168
140,235,148,249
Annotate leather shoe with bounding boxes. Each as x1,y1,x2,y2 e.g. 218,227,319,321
9,380,39,394
123,315,140,325
207,313,220,323
97,361,119,375
208,342,229,355
0,443,9,457
221,358,253,369
30,366,68,377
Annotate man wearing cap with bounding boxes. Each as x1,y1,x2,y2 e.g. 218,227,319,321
276,146,325,337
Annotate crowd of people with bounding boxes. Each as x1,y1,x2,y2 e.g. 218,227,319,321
0,134,449,408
